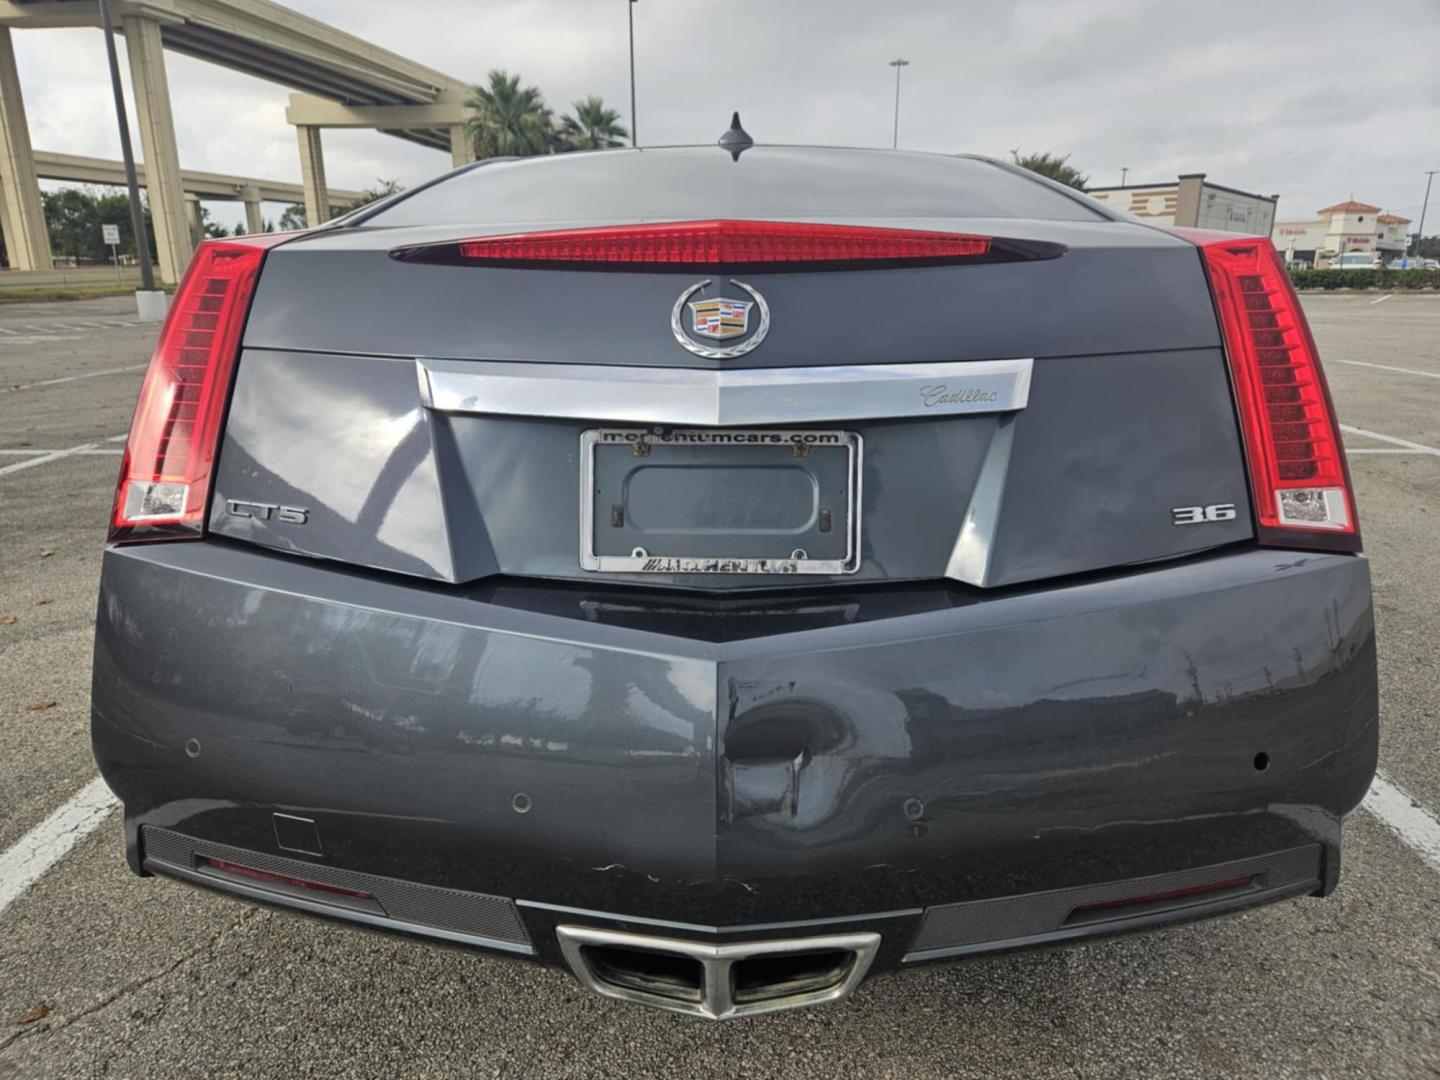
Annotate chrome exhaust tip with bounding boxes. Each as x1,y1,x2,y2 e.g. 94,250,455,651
555,925,880,1019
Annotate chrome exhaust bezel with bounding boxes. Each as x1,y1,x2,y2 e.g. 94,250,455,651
555,925,881,1019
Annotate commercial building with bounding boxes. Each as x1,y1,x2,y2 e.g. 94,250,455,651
1271,201,1411,267
1086,173,1278,235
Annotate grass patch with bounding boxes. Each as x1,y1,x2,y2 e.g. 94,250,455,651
0,285,173,304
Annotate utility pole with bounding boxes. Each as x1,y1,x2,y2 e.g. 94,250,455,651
98,0,160,312
888,58,909,149
1413,169,1436,257
628,0,638,147
1120,166,1129,186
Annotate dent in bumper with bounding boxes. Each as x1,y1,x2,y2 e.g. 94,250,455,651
92,542,1378,927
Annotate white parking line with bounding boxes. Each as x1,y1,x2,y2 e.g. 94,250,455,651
0,364,147,395
0,440,101,477
1364,773,1440,874
0,777,118,917
1340,425,1440,456
0,448,123,456
0,433,126,476
1332,358,1440,380
1348,449,1436,456
1368,294,1394,305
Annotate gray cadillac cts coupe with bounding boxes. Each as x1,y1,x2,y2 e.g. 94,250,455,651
92,129,1378,1019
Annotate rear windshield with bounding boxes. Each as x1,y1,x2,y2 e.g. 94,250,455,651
364,146,1103,227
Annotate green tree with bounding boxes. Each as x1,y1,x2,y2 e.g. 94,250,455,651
1009,150,1088,192
40,185,156,263
337,178,404,215
279,204,307,231
201,206,231,239
465,69,555,159
558,95,629,151
94,191,156,260
43,187,101,261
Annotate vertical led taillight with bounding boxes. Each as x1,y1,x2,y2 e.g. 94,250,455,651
1178,231,1360,552
109,235,284,544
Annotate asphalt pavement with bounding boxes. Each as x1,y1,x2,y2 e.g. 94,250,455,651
1,293,1437,1079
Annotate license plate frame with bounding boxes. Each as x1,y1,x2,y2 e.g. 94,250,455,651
580,428,862,575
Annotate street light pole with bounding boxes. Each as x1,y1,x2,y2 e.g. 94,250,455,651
1120,166,1129,186
1413,169,1436,258
98,0,155,294
628,0,638,147
888,58,909,149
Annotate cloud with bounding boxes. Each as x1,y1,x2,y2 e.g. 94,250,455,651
9,0,1440,231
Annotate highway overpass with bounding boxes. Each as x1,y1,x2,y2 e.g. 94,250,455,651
1,0,473,282
32,149,364,240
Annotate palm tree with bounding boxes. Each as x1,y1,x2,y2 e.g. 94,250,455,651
558,96,629,151
1009,151,1088,192
465,70,555,159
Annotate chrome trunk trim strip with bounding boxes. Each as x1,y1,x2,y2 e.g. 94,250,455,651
417,356,1032,426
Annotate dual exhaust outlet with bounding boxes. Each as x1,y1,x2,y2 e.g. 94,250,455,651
556,925,881,1019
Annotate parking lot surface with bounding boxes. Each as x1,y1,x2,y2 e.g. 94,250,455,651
2,294,1438,1078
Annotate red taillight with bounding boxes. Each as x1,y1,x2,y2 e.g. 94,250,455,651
1178,230,1359,549
391,220,1067,270
110,236,285,544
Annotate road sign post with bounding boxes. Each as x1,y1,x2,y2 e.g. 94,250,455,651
101,223,122,284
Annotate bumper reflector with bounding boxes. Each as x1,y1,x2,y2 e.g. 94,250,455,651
200,856,375,901
1067,874,1253,918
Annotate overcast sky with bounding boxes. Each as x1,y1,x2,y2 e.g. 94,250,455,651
12,0,1440,232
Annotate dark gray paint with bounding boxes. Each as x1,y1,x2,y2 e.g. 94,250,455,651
93,145,1376,989
210,346,1251,589
244,224,1219,369
92,541,1377,943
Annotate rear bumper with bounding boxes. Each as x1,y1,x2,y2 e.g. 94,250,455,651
92,542,1377,978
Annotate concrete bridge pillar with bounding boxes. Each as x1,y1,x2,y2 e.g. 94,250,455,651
296,125,329,226
240,184,263,235
450,124,475,168
0,27,53,271
183,191,203,247
123,15,191,284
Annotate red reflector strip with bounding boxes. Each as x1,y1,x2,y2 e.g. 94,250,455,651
1070,875,1253,916
201,857,375,901
110,234,290,544
452,220,992,265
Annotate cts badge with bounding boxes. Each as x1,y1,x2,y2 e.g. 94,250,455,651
671,279,769,358
226,499,309,524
